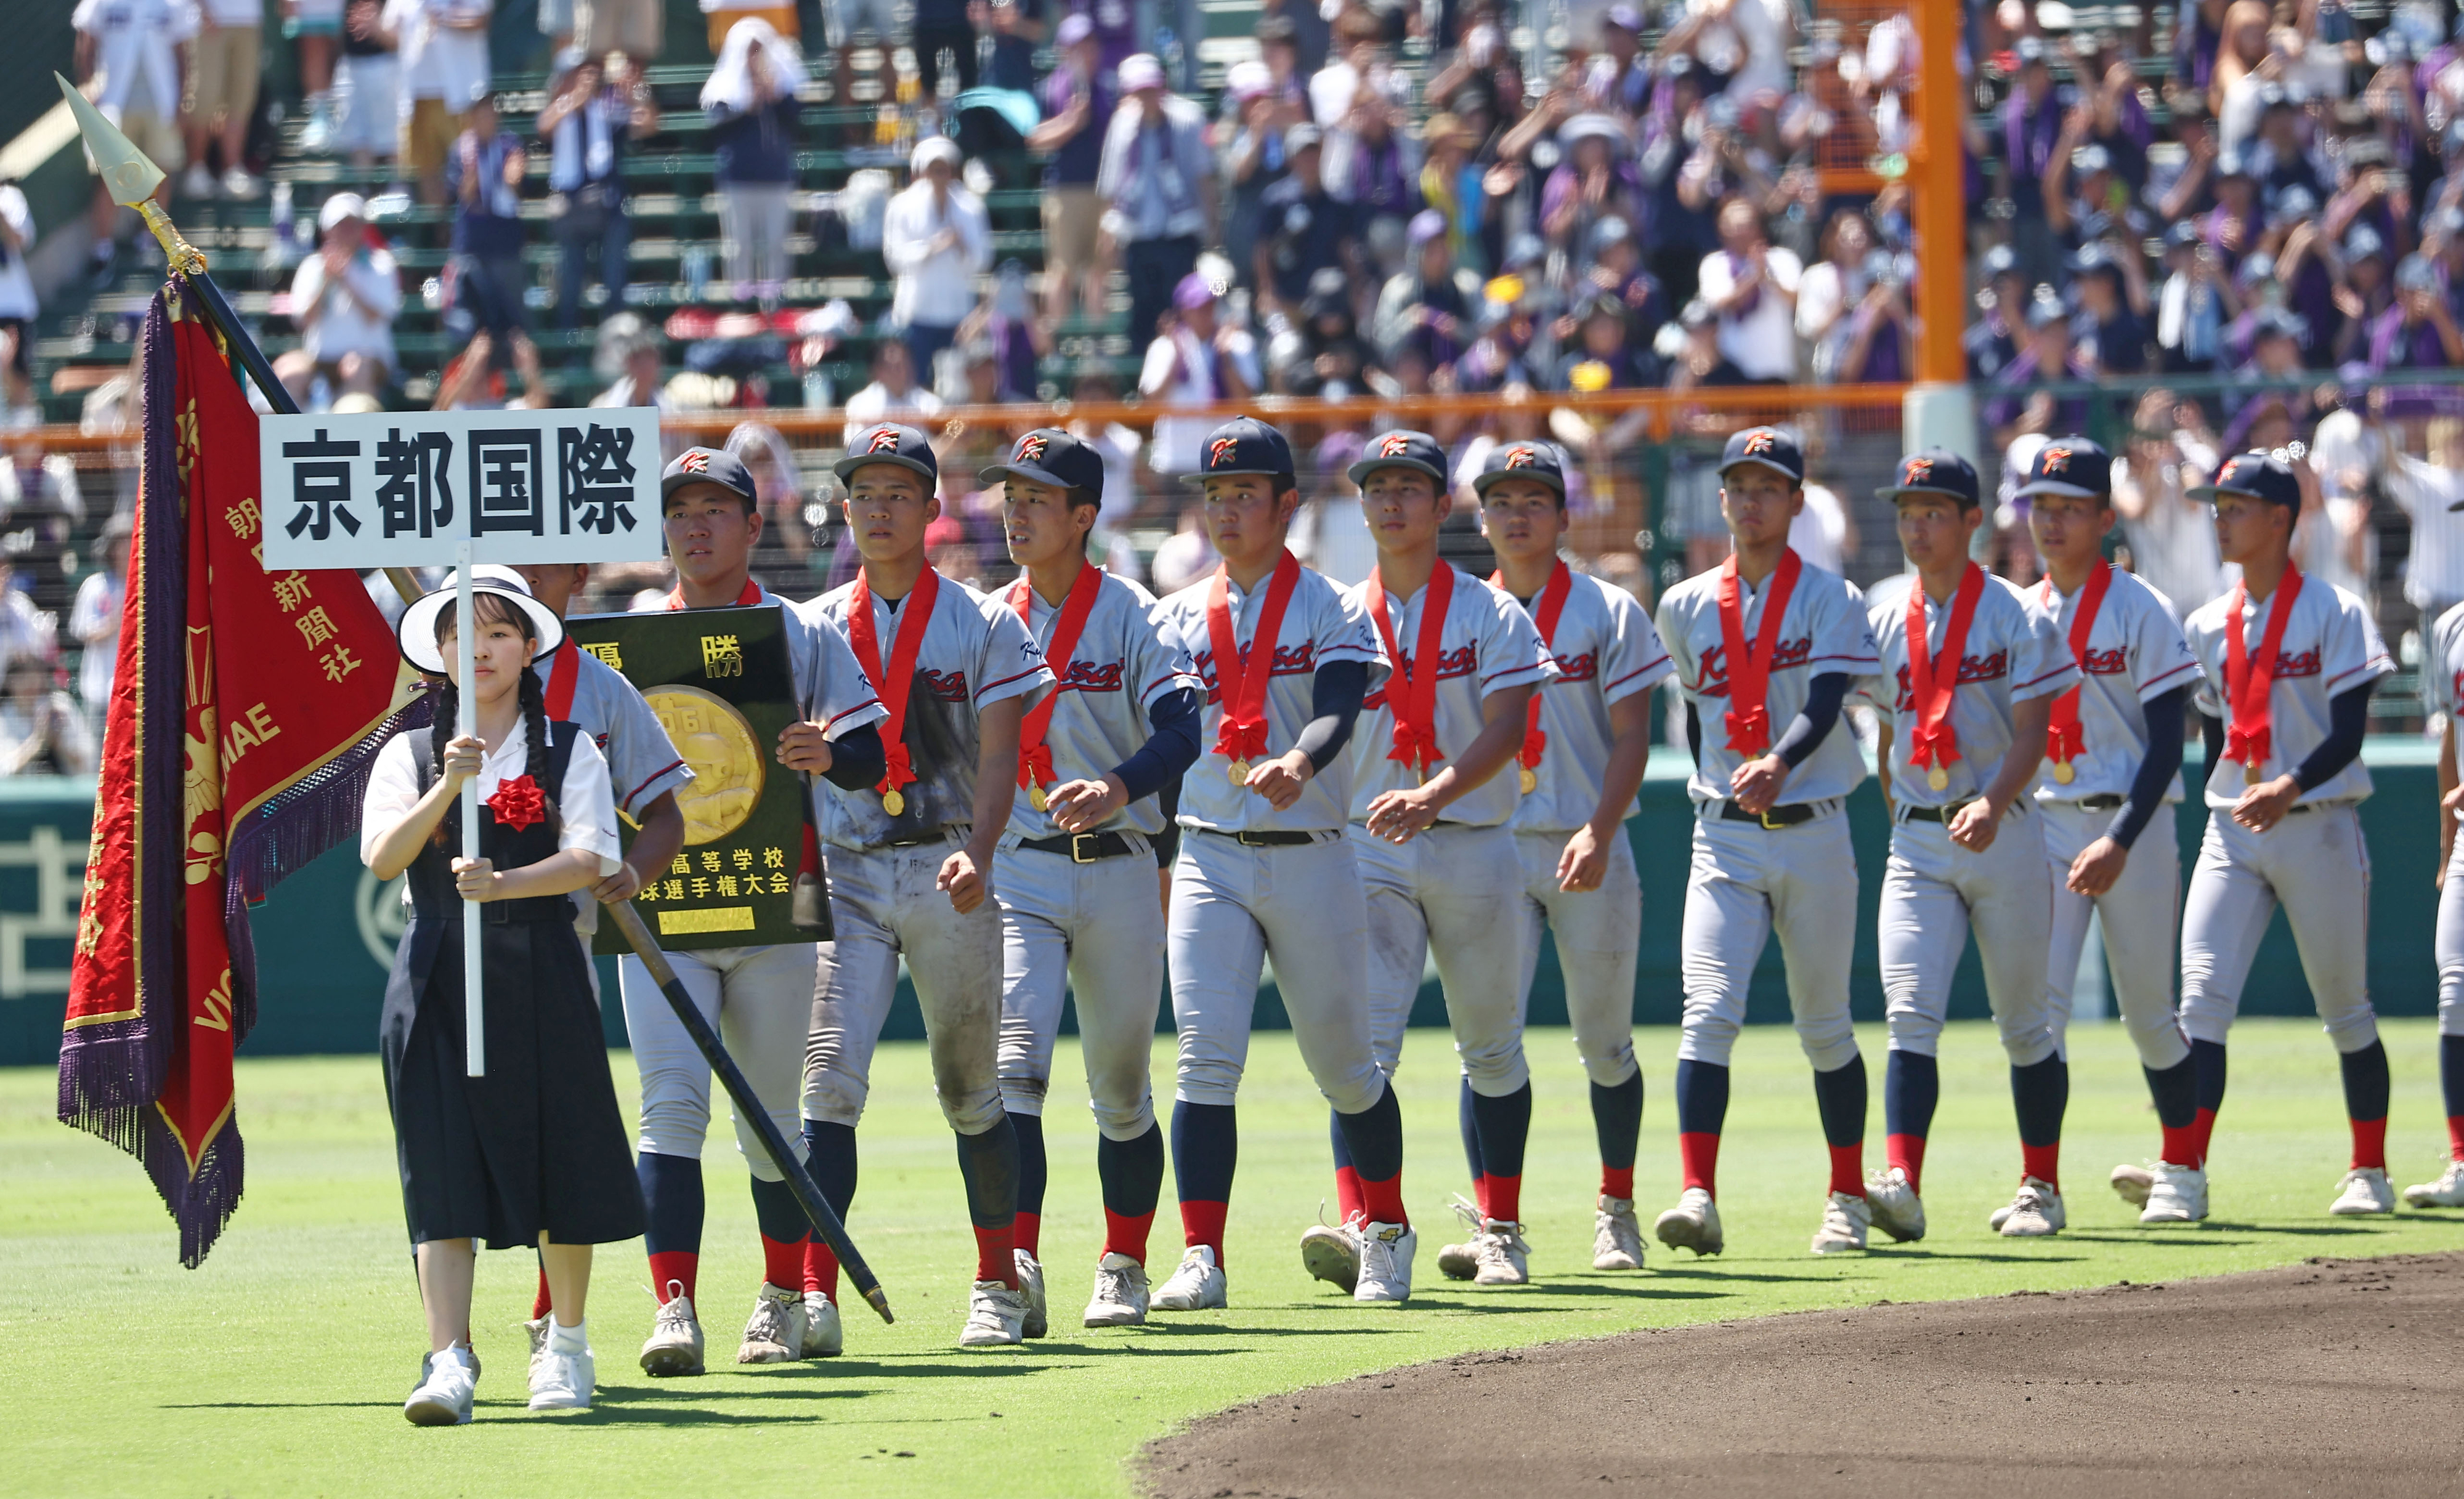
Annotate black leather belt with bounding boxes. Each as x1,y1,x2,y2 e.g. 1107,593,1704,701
885,825,965,849
2074,794,2123,812
1017,831,1141,863
1716,799,1825,829
1200,827,1322,847
1899,798,1976,825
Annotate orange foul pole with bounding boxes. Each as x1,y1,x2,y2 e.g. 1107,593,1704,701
1906,0,1978,463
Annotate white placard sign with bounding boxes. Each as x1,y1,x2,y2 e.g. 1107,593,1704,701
259,408,665,569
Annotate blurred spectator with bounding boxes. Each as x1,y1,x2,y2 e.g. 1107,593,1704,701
1541,114,1643,263
2370,413,2464,623
1987,291,2098,448
1277,267,1379,397
0,427,83,619
1255,0,1327,79
910,0,973,102
2069,244,2151,375
1148,504,1219,595
330,0,401,168
0,180,35,414
1696,196,1799,382
2329,224,2393,366
1791,464,1855,576
1100,53,1214,349
70,514,130,727
1372,209,1478,371
1574,216,1666,348
574,0,660,59
2002,38,2062,288
0,657,95,777
444,95,530,347
1290,430,1372,585
541,49,657,329
73,0,194,288
382,0,492,208
981,0,1046,93
884,136,991,378
290,0,345,153
1141,272,1258,474
841,339,944,439
1220,62,1298,297
1027,15,1116,326
290,193,403,395
1830,253,1913,384
1966,243,2028,381
2112,390,2228,620
703,18,803,303
589,310,667,411
727,421,814,567
1797,207,1873,379
2155,222,2239,371
182,0,265,199
1327,84,1419,280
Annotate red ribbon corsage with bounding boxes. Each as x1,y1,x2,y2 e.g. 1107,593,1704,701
485,774,548,832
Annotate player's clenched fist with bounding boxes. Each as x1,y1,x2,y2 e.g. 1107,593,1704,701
1243,750,1313,810
936,848,989,914
1947,796,2002,851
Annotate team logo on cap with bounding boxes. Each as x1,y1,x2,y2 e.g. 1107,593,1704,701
1015,434,1049,464
2041,445,2072,475
867,427,902,455
2219,457,2247,486
1379,434,1412,458
1902,456,1935,486
1208,437,1241,469
1742,430,1777,457
1505,445,1538,469
681,450,710,474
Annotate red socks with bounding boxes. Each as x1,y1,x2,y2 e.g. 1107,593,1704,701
1013,1211,1042,1259
1333,1165,1364,1222
647,1250,699,1303
2350,1115,2388,1173
1103,1208,1154,1266
973,1223,1018,1288
2449,1115,2464,1163
2190,1107,2219,1168
1600,1165,1634,1201
1356,1172,1407,1227
1181,1200,1228,1266
532,1269,553,1320
1827,1143,1864,1198
1678,1132,1720,1197
760,1234,804,1290
804,1238,839,1299
2020,1143,2061,1192
1480,1173,1522,1225
2160,1121,2202,1169
1886,1133,1926,1194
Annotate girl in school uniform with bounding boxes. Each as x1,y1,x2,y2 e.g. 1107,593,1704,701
361,572,644,1424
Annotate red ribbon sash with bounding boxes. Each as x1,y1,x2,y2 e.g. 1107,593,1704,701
1493,560,1573,774
1008,562,1105,792
1904,563,1987,779
1715,547,1803,757
543,636,580,721
2224,568,2304,774
1204,550,1302,767
663,577,763,610
848,566,944,799
1366,562,1457,775
2039,562,2115,767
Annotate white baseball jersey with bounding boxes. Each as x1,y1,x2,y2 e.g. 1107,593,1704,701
1658,552,1876,807
1862,570,2081,808
2423,599,2464,724
2025,565,2202,804
1503,568,1672,833
1342,565,1556,827
802,573,1053,851
2181,573,2391,809
1158,559,1387,834
538,643,694,820
2428,601,2464,1037
1003,568,1202,841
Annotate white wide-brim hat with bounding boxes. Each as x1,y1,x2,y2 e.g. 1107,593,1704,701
395,564,568,676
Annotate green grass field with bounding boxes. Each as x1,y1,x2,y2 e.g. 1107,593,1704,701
7,1017,2462,1497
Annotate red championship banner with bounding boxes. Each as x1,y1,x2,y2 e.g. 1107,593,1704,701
56,283,419,1266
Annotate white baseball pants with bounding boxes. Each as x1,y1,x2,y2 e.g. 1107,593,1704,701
1676,806,1862,1072
994,838,1167,1141
621,940,819,1181
2178,805,2379,1054
1351,822,1532,1097
1879,806,2061,1066
2438,837,2464,1039
2040,799,2190,1069
1514,828,1643,1088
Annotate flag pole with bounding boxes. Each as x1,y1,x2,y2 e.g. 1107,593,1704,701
453,547,484,1076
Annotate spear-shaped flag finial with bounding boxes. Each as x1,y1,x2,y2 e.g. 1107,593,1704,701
55,71,203,275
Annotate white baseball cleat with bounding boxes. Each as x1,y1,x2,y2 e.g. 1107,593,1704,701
737,1282,808,1364
1810,1192,1871,1255
1014,1250,1049,1339
2328,1166,2395,1216
958,1280,1030,1346
524,1313,551,1366
1653,1187,1724,1257
1864,1166,1926,1243
2109,1162,2155,1207
1997,1177,2066,1237
1353,1220,1417,1304
1433,1195,1482,1281
1593,1195,1646,1271
1084,1251,1151,1327
403,1345,477,1426
638,1282,705,1377
1300,1218,1362,1292
527,1345,594,1412
2139,1161,2208,1224
1472,1220,1531,1286
1150,1245,1228,1311
800,1291,843,1357
2403,1160,2464,1208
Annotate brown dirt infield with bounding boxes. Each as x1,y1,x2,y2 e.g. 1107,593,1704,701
1142,1253,2464,1499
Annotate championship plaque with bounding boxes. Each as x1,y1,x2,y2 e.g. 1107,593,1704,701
563,605,825,951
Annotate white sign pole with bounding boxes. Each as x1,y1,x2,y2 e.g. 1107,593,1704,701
455,546,484,1078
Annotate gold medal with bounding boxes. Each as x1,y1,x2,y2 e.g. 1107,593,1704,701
644,686,765,847
1229,759,1250,783
1926,765,1950,792
2051,761,2074,785
1518,765,1538,794
1029,783,1048,812
2243,759,2262,786
882,788,906,817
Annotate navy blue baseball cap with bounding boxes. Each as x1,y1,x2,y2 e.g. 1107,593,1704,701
979,427,1105,503
1876,448,1984,509
663,446,760,504
2189,450,2300,508
835,422,939,485
2012,435,2113,500
1718,426,1804,485
1471,439,1568,498
1183,415,1297,490
1348,429,1449,487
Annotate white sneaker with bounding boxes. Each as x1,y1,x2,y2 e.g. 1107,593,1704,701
1300,1218,1361,1292
222,166,264,200
2140,1161,2208,1224
1865,1166,1926,1243
800,1292,843,1357
1151,1245,1227,1311
1433,1195,1481,1281
639,1282,705,1376
737,1282,807,1364
527,1346,593,1411
958,1280,1029,1346
2403,1160,2464,1208
403,1345,477,1426
1471,1220,1530,1286
2328,1166,2395,1216
2109,1162,2155,1207
1810,1192,1871,1255
298,99,334,155
179,163,216,201
1997,1177,2065,1237
1653,1187,1724,1257
1353,1219,1417,1304
1592,1195,1645,1271
1014,1250,1048,1339
1084,1251,1150,1327
524,1313,551,1365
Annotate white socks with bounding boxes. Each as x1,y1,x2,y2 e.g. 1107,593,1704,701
546,1317,588,1355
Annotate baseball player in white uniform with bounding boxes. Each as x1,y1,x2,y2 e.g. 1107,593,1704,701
2007,440,2211,1228
983,429,1205,1330
1473,439,1672,1275
800,423,1055,1347
2176,451,2397,1217
1149,416,1416,1309
1307,430,1553,1291
1860,450,2081,1243
608,450,893,1375
2413,596,2464,1210
1653,427,1880,1258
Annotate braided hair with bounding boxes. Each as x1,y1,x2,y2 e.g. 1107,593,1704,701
428,591,562,842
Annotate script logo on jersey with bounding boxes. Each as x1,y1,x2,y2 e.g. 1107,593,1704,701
1890,650,2011,709
1379,434,1412,458
918,666,972,703
1901,455,1935,487
1504,445,1539,469
680,450,711,474
2080,644,2128,675
1696,636,1814,695
1015,434,1049,464
1552,648,1598,683
1198,639,1316,697
1053,657,1127,693
2269,645,2322,678
1207,437,1241,471
1741,430,1777,458
865,426,902,455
